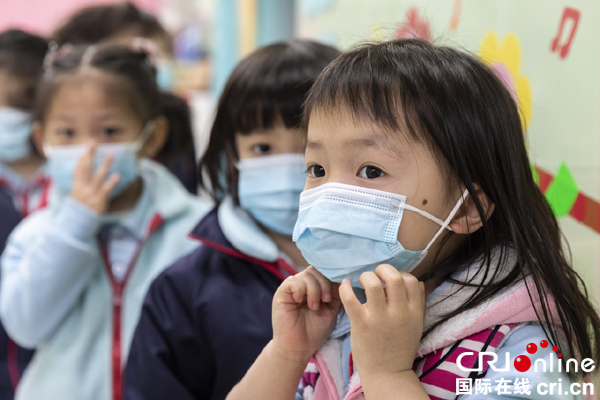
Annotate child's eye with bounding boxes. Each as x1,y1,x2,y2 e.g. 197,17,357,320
58,128,75,138
359,166,385,179
252,143,271,155
307,164,325,178
100,127,123,137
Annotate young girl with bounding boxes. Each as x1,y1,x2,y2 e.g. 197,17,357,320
123,40,340,400
0,43,211,400
226,39,600,400
0,28,49,399
52,2,199,194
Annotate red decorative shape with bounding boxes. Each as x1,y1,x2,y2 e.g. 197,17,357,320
514,355,531,372
570,193,586,222
526,343,537,354
396,7,431,42
552,345,559,352
535,165,600,234
550,7,581,59
540,340,548,348
558,353,562,358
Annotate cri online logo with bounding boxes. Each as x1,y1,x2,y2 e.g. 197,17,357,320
513,340,557,372
457,340,596,374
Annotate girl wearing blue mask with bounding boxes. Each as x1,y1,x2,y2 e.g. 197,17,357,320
123,40,340,400
0,29,49,400
0,43,211,400
227,39,600,400
0,29,50,217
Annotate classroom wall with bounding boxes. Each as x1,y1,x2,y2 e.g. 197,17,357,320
0,0,160,35
296,0,600,302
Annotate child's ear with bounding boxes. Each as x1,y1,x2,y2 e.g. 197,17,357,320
140,116,168,159
448,185,495,234
31,122,45,158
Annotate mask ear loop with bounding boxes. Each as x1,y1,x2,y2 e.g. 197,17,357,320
133,120,156,152
423,188,470,253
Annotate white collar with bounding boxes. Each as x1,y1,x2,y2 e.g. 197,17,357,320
217,196,279,262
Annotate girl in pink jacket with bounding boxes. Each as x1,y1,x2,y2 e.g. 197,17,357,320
226,39,599,400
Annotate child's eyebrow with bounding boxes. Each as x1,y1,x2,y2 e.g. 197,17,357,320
50,114,74,122
96,113,121,120
306,140,324,151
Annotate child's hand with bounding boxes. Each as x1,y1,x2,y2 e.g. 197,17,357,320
70,143,120,214
271,266,342,363
339,264,425,380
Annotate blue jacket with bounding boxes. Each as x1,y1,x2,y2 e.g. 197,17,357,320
0,187,33,400
124,198,297,400
0,160,211,400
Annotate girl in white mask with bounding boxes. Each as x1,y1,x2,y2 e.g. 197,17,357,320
0,30,50,217
227,40,599,400
123,40,339,400
0,43,211,400
0,28,48,400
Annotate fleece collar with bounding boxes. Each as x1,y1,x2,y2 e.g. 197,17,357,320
418,248,541,355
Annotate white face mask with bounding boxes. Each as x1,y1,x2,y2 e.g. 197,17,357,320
237,154,306,235
43,122,154,197
293,182,468,287
0,107,33,162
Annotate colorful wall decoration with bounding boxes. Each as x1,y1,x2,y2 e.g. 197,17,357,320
296,0,600,299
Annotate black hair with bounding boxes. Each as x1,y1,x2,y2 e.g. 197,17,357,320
0,29,49,109
198,40,340,203
155,92,195,164
34,43,160,124
303,39,599,380
52,2,171,53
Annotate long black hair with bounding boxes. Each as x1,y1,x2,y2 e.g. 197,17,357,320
303,39,599,379
198,40,340,204
34,44,161,124
52,2,171,53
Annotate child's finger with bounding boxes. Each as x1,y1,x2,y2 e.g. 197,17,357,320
73,142,96,182
91,154,114,189
285,275,308,305
100,172,120,198
401,272,423,308
374,264,407,305
359,271,386,309
305,266,334,303
302,271,324,311
339,279,362,319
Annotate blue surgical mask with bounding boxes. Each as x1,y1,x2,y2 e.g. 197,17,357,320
292,183,468,287
237,154,306,235
44,122,154,198
0,107,33,162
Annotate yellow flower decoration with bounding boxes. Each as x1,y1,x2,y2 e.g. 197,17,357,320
479,33,532,130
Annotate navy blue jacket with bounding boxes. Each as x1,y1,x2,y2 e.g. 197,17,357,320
0,188,34,400
123,207,289,400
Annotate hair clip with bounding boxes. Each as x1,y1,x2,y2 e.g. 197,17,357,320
43,42,74,70
132,37,159,66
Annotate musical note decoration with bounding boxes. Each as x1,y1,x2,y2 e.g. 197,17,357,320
550,7,581,60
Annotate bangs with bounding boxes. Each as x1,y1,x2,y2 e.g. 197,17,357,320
222,41,340,135
303,41,426,142
226,67,312,135
231,74,309,134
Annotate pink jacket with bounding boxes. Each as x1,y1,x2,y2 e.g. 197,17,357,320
300,251,546,400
